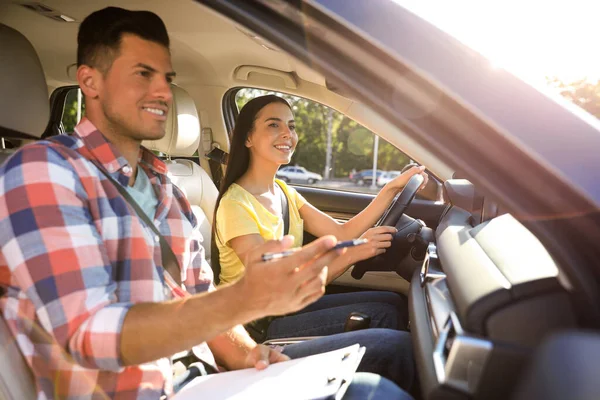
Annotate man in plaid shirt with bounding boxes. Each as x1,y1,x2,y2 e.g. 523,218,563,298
0,7,414,400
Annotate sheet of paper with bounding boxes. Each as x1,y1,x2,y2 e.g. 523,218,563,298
173,344,364,400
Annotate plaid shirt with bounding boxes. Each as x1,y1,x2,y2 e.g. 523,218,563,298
0,118,215,399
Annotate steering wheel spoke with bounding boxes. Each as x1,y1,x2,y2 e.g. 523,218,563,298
352,174,426,280
377,174,424,228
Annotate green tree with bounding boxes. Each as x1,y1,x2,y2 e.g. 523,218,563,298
62,89,85,133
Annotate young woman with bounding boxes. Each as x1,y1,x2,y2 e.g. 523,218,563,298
212,95,428,341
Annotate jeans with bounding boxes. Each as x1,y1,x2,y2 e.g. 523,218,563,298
266,291,409,339
282,328,414,392
343,373,414,400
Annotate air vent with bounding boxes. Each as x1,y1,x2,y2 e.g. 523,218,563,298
433,314,492,395
47,14,76,22
19,2,77,23
21,2,53,13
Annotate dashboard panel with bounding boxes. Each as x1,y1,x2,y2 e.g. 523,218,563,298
410,181,577,400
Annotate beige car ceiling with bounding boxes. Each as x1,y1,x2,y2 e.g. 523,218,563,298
0,0,453,179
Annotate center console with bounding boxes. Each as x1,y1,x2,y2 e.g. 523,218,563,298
410,207,577,400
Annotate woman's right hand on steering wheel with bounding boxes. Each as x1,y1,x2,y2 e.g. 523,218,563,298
345,226,398,265
385,165,428,194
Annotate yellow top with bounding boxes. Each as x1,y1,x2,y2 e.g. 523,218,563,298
215,179,306,285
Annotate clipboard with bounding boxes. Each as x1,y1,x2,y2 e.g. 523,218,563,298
333,345,366,400
173,344,366,400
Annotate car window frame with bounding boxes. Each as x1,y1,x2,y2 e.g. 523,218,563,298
222,86,442,199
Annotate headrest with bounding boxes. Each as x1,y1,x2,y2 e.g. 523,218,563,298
0,24,49,138
143,85,201,157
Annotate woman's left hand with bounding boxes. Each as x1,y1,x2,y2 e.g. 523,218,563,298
385,165,429,193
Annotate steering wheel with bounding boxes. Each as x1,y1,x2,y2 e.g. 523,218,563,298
351,174,427,280
376,174,424,227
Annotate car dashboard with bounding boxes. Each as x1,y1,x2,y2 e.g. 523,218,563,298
409,180,577,400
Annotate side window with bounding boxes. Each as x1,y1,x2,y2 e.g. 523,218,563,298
235,88,413,194
61,88,85,133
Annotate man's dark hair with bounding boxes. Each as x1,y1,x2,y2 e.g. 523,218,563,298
77,7,170,72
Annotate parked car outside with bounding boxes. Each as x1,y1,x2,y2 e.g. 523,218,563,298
350,169,384,185
377,170,402,187
276,166,323,184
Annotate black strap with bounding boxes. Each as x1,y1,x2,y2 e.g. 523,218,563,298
206,147,228,189
208,159,223,189
94,164,182,287
243,184,289,342
276,182,290,236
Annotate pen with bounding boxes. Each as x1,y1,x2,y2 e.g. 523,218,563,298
261,249,296,262
261,238,368,262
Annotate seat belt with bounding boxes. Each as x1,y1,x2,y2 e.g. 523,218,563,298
243,183,290,343
93,164,182,287
276,182,290,236
206,147,227,189
94,165,227,377
202,127,226,189
208,159,223,189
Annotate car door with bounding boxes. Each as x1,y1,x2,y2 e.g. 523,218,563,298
288,167,301,182
296,167,309,182
277,166,291,181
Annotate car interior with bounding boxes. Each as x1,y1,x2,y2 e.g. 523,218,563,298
1,1,599,400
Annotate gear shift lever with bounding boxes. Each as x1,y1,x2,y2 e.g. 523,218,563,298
344,312,371,332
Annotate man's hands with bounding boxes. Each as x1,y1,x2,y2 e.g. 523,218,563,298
244,344,290,370
235,235,342,319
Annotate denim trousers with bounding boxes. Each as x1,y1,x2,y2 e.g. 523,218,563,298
266,291,409,339
282,328,415,392
343,373,414,400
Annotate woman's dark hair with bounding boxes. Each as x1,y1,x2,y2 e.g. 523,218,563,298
211,95,292,283
77,7,170,73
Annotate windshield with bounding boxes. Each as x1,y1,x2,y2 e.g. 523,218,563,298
396,0,600,120
396,0,598,84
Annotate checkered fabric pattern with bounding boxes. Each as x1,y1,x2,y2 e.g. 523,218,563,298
0,118,214,399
